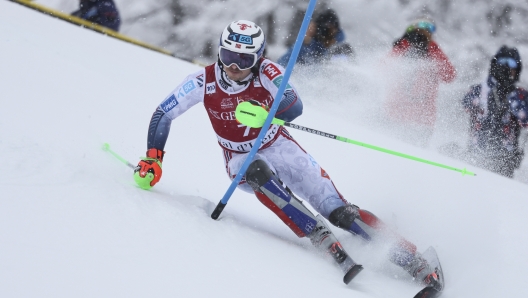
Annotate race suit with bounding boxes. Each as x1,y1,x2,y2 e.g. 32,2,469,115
146,59,348,217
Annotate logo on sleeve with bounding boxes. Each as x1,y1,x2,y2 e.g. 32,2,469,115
272,76,291,89
161,94,179,113
183,80,196,94
196,74,204,87
206,82,216,94
263,64,281,80
176,80,197,99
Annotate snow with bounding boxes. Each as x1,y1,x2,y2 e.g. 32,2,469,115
2,1,528,298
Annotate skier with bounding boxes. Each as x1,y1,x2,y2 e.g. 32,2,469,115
71,0,121,32
277,9,354,67
462,45,528,178
384,18,456,147
134,20,440,288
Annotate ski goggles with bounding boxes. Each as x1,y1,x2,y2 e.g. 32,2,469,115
407,21,436,34
218,46,258,70
497,57,518,69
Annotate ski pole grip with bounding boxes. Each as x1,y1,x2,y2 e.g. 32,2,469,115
211,201,227,220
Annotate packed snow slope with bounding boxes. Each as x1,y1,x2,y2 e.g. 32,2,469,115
2,2,528,298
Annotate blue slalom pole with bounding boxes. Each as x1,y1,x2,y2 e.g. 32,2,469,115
211,0,319,219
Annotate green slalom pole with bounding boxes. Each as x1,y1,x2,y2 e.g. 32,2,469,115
236,102,476,176
102,142,136,169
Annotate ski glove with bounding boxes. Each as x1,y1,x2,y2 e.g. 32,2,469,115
134,148,164,190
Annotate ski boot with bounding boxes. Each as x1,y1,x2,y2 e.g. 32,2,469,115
309,215,363,284
404,253,442,291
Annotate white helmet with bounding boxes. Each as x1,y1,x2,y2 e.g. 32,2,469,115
219,20,266,70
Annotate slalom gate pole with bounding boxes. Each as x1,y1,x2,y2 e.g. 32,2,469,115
102,143,136,170
210,0,319,220
235,102,477,176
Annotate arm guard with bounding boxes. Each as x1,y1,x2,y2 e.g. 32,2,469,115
147,107,172,150
275,89,303,122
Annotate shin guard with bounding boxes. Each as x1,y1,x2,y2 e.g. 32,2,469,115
246,160,363,284
246,160,318,237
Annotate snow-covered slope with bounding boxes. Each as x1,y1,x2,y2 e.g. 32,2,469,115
2,2,528,297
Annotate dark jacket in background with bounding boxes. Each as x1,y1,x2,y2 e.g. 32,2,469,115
277,30,352,66
462,77,528,177
461,46,527,177
72,0,121,32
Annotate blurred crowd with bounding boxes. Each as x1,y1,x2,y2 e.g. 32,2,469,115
67,1,528,179
274,9,528,179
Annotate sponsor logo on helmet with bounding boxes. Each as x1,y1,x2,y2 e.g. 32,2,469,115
161,94,179,113
228,33,253,45
206,82,216,94
263,64,281,80
236,44,241,49
237,23,252,30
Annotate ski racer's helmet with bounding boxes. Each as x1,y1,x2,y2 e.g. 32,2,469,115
490,45,522,85
218,20,266,71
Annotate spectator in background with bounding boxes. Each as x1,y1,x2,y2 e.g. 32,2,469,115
462,46,528,178
277,9,354,66
384,18,456,147
72,0,121,32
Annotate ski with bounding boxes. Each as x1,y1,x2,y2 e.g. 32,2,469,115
413,286,441,298
343,264,363,284
413,247,444,298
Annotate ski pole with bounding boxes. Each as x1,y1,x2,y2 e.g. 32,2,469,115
235,102,477,176
102,142,136,170
210,0,319,220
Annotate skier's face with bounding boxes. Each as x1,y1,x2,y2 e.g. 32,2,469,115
223,63,252,81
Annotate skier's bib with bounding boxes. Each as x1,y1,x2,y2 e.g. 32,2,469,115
203,64,282,152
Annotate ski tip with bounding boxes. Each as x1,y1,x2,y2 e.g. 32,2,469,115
413,286,442,298
343,264,363,285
